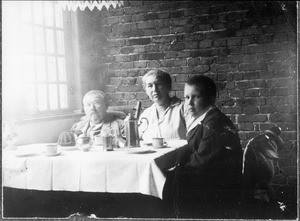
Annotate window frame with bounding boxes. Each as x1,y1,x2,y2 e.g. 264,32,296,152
3,1,83,122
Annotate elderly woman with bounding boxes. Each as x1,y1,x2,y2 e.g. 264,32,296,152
138,69,186,142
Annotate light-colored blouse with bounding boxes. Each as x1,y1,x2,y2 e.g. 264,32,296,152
138,97,187,142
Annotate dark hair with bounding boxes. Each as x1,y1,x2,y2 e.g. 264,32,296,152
142,69,172,91
186,75,217,99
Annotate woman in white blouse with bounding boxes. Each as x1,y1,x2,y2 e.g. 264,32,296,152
138,69,187,143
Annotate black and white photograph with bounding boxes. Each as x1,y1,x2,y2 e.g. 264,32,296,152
1,0,299,220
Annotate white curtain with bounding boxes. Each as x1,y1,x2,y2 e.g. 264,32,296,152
58,0,124,11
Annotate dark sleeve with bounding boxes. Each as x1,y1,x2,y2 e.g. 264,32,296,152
155,144,192,171
185,123,223,170
185,117,242,171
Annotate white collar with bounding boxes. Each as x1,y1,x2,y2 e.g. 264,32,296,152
187,106,213,133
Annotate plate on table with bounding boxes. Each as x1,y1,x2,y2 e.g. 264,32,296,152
140,142,168,149
126,147,156,154
14,150,38,157
43,151,63,157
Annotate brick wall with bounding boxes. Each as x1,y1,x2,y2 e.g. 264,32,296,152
76,1,297,203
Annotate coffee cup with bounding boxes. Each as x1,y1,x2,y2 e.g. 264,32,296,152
152,137,164,148
46,144,58,155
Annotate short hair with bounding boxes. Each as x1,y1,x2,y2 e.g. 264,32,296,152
83,90,107,105
142,69,172,91
186,75,217,98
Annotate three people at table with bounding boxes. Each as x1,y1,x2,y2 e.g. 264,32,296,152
58,90,124,146
58,70,242,203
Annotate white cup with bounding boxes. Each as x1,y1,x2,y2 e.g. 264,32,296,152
152,137,164,148
46,144,58,155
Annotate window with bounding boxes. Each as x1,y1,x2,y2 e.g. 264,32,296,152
3,1,79,119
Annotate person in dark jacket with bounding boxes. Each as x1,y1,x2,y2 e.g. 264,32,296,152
163,75,243,217
182,75,242,186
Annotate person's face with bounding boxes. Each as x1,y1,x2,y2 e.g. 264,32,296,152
83,94,107,124
144,75,170,104
184,84,211,118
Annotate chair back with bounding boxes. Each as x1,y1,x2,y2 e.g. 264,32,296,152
242,126,283,175
241,126,284,203
107,101,142,120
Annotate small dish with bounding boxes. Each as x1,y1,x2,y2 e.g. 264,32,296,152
152,142,168,149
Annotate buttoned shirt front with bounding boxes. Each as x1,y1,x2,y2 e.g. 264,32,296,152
139,97,186,143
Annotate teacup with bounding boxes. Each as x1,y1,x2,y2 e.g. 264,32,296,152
152,137,165,148
46,144,58,155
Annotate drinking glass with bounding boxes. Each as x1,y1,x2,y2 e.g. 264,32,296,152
101,129,117,151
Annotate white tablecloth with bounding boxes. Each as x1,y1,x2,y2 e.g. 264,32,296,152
3,140,187,199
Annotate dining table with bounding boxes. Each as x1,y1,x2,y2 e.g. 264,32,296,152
2,139,188,218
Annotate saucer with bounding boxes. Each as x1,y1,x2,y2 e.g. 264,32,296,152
44,151,62,157
152,142,168,149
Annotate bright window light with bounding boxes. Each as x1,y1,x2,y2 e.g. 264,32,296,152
2,1,69,120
